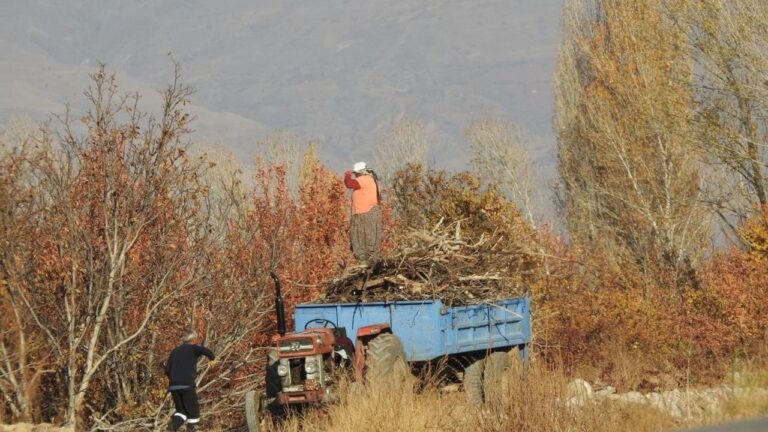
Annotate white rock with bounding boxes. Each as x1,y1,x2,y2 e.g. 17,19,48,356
660,389,685,418
591,383,768,419
595,386,616,398
645,392,662,409
567,379,593,406
696,390,720,408
566,396,584,408
621,390,646,404
568,379,593,398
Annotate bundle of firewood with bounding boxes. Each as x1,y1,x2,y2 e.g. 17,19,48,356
318,220,535,305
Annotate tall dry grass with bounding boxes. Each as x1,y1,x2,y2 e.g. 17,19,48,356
261,360,684,432
717,365,768,422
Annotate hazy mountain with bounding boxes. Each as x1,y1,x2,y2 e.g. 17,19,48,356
0,0,562,216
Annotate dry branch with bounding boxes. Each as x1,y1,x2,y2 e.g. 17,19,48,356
318,222,531,305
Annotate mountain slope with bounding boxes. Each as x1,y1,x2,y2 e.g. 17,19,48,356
0,0,561,215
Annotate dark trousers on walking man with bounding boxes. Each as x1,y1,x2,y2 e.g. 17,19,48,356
165,331,215,431
170,387,201,430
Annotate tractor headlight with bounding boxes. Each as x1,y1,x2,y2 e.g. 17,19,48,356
277,364,289,377
304,358,318,374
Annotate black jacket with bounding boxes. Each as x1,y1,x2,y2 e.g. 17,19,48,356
165,343,215,388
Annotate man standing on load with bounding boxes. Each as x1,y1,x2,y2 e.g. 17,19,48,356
344,161,382,265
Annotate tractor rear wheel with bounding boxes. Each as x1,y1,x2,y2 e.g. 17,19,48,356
365,333,408,382
464,358,485,406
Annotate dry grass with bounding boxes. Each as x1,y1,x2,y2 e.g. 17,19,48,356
261,360,685,432
717,365,768,422
215,354,768,432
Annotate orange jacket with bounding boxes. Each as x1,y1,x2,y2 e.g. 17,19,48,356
344,171,379,214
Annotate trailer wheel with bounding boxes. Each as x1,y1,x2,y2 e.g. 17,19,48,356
483,351,511,404
365,333,408,382
245,390,261,432
464,358,485,406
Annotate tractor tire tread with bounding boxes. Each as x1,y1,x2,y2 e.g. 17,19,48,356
483,351,510,404
464,358,485,406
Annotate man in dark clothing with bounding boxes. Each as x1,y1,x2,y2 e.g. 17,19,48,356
165,331,215,431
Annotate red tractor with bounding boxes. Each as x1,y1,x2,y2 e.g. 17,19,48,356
245,274,406,431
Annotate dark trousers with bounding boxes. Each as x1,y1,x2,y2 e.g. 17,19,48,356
170,388,200,430
350,206,382,262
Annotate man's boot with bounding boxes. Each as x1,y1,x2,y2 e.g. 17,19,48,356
168,415,184,431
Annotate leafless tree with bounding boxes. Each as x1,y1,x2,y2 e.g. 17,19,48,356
253,130,319,197
466,119,537,228
373,117,429,188
0,120,49,422
671,0,768,237
555,0,711,288
198,147,250,235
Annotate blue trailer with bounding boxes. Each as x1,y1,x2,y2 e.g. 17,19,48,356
294,297,531,363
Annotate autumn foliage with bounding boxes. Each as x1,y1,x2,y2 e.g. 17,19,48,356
0,68,352,429
2,53,768,431
535,228,768,390
243,160,350,307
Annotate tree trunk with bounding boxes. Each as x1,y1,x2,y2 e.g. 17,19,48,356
66,357,78,428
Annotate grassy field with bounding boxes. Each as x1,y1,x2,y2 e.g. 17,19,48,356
251,360,768,432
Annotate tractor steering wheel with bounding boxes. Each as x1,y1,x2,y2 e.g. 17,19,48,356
304,318,337,329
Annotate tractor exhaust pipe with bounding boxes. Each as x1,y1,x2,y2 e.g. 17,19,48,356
270,272,287,336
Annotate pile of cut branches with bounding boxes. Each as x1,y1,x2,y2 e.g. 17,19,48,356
318,220,536,305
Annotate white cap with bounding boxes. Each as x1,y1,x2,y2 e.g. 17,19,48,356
352,161,367,173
